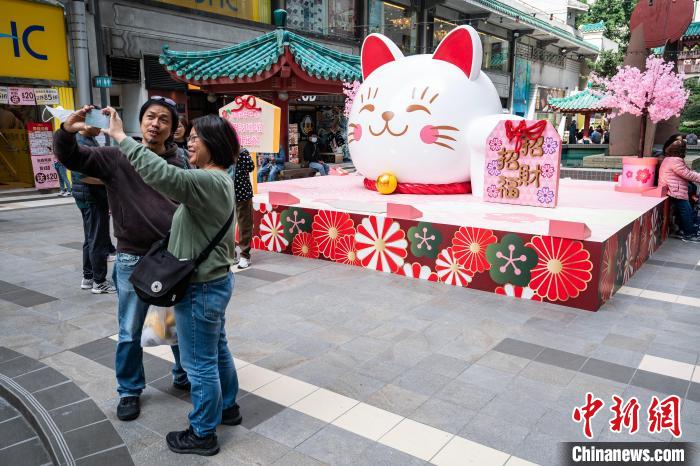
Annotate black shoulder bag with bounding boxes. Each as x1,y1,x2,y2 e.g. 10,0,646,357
129,211,234,306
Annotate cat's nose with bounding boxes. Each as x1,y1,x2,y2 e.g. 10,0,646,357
381,111,394,122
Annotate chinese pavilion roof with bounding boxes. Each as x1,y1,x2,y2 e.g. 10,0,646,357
159,27,361,84
684,21,700,38
547,87,609,113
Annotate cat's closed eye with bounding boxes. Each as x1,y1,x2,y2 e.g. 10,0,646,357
406,104,431,115
360,104,375,113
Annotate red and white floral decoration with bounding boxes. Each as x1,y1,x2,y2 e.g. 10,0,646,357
527,236,593,302
355,216,408,273
292,232,320,258
398,262,438,282
435,247,473,287
332,235,360,266
495,284,541,301
259,211,289,252
312,210,355,259
451,226,497,274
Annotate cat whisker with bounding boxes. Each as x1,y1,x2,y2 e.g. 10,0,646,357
421,87,429,100
412,87,416,99
373,88,379,99
429,93,439,104
433,142,455,150
432,125,460,132
435,134,457,142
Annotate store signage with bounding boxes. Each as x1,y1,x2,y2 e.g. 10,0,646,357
0,86,7,104
34,88,59,105
483,119,562,208
0,0,70,82
219,95,280,153
301,95,317,102
8,87,35,105
27,122,60,190
94,76,112,88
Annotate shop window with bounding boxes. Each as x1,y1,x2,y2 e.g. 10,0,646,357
480,33,509,73
433,18,456,49
287,0,356,39
369,1,416,54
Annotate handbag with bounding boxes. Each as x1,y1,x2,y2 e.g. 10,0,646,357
128,210,234,306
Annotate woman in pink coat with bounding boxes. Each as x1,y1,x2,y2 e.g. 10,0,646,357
658,134,700,242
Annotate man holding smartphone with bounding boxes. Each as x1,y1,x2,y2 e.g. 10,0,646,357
53,98,189,422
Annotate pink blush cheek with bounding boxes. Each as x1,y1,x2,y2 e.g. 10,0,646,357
420,125,438,144
353,124,362,141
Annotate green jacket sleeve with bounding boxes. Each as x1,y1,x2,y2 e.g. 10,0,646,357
119,137,211,209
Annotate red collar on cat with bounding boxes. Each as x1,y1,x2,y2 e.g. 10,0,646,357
364,178,471,195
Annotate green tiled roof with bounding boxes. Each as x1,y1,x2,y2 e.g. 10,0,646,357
547,88,609,112
160,29,361,83
579,21,605,33
468,0,599,53
684,22,700,37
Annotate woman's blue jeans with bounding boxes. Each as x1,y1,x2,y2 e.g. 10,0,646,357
175,273,239,437
672,198,696,236
309,162,329,176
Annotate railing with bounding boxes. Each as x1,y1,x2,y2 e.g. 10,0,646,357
516,43,565,69
678,50,700,60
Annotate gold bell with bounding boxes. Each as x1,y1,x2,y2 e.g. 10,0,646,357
376,172,398,195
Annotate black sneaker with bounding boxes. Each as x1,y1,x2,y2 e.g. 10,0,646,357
221,403,242,426
116,396,140,421
172,380,191,391
166,427,219,456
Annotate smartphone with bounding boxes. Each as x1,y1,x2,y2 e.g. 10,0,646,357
85,109,110,129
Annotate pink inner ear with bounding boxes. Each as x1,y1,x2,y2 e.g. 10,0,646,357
433,28,474,78
362,36,398,79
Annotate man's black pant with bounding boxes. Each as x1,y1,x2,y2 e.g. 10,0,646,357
74,185,111,283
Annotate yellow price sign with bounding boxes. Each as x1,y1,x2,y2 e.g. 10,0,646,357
0,0,70,82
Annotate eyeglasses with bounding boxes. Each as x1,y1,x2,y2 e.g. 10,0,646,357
151,96,177,108
188,135,199,143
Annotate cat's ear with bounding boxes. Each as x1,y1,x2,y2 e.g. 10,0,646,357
361,34,404,79
432,25,482,81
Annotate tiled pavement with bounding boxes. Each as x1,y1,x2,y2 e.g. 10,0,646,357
1,204,700,465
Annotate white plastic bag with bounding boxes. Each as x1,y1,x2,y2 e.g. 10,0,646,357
141,307,177,347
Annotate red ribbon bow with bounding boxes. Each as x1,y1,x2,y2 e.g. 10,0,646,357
505,120,547,153
230,95,261,113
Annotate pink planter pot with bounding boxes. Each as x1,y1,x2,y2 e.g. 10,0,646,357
614,157,658,193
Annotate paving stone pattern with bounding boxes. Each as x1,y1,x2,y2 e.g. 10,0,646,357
1,204,700,465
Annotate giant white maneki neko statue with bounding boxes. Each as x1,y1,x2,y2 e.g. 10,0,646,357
347,25,522,196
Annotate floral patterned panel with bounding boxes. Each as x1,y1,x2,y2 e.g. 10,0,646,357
250,199,668,312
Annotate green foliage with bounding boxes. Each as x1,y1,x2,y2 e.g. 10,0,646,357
576,0,638,45
680,78,700,133
586,49,626,78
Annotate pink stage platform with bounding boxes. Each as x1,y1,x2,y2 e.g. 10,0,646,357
249,175,669,311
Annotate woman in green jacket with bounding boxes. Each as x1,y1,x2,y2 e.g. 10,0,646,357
101,107,241,456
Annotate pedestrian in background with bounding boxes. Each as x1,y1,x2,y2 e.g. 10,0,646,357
304,134,328,176
230,148,254,269
174,115,191,169
658,133,700,243
103,109,241,456
54,98,189,423
73,126,115,294
54,160,72,196
257,147,285,183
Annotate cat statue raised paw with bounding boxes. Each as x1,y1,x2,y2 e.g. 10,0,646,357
347,25,522,196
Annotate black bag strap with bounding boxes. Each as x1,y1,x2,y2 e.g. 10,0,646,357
194,208,235,266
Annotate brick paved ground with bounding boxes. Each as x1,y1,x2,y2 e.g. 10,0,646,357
0,203,698,465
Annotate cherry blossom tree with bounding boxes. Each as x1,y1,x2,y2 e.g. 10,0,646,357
593,56,689,156
342,80,361,117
